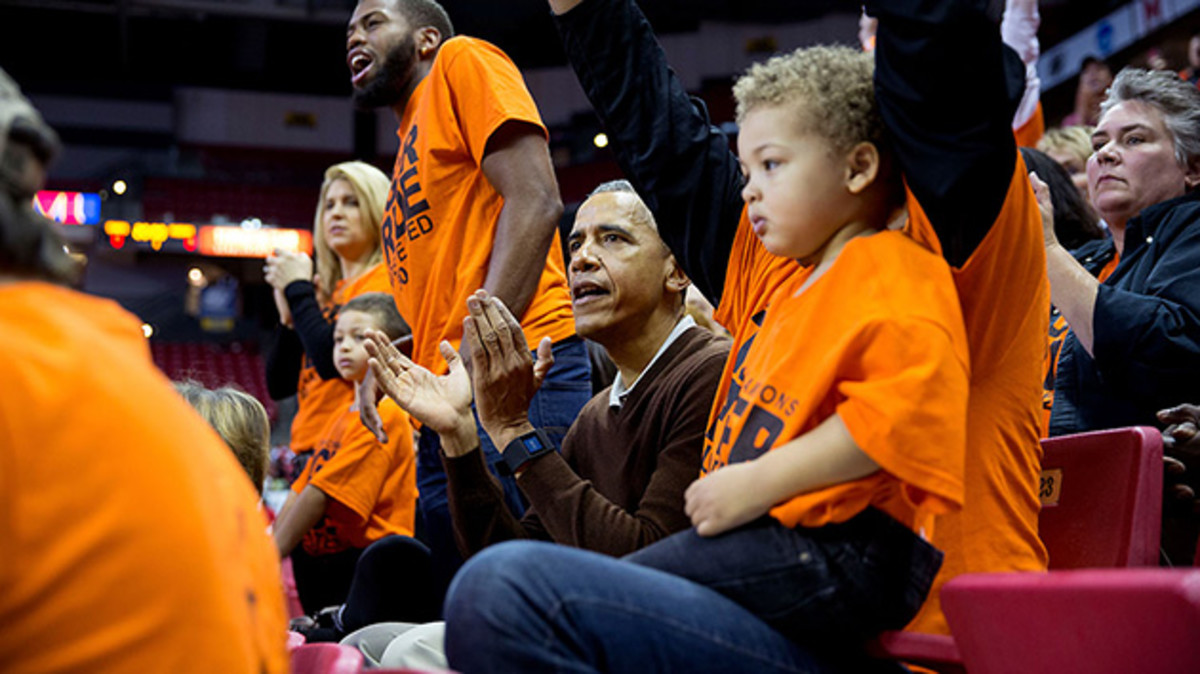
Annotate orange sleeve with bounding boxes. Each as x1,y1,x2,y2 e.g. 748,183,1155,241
1013,101,1045,148
441,39,547,167
836,317,969,512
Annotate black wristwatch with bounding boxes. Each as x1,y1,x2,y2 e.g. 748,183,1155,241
498,427,555,476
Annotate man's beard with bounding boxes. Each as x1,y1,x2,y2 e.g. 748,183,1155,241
352,35,417,110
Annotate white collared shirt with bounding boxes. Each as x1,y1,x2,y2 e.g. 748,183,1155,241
608,315,697,410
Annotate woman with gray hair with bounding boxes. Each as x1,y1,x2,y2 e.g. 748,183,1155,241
1040,67,1200,436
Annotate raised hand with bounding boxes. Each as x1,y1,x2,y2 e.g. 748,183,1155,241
355,366,387,444
365,330,478,455
461,290,553,449
1030,172,1058,248
263,249,314,291
272,287,294,329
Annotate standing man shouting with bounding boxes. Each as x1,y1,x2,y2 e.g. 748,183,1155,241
344,0,590,597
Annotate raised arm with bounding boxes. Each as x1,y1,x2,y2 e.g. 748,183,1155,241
868,0,1027,267
480,121,564,320
285,280,339,379
265,251,339,379
550,0,744,301
265,326,304,400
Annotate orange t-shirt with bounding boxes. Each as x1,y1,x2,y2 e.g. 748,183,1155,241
381,36,575,374
708,155,1048,636
291,398,417,555
0,281,287,674
1040,253,1119,436
704,229,969,536
290,263,391,452
904,156,1050,635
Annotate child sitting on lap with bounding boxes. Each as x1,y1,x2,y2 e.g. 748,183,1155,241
444,43,970,672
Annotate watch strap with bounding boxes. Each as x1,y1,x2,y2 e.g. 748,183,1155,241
498,427,555,476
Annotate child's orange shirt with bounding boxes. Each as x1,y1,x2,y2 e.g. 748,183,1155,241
290,263,391,452
291,398,417,555
0,281,287,673
381,36,575,375
709,157,1048,636
706,225,969,537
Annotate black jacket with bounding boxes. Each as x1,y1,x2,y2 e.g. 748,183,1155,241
1050,192,1200,435
552,0,1024,299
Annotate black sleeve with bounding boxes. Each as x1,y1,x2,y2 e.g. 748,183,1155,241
284,280,339,380
265,326,303,401
867,0,1027,267
552,0,745,302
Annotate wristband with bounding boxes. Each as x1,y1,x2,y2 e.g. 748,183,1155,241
497,427,555,476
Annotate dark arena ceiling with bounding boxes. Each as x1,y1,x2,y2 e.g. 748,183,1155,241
0,0,1118,100
0,0,845,98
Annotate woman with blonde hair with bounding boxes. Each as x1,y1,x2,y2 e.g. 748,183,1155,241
1038,125,1094,199
264,161,395,482
175,380,271,495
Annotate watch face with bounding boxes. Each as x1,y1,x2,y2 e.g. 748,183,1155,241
521,434,548,454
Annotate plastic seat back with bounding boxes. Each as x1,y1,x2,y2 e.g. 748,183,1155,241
943,569,1200,674
1038,426,1162,568
290,643,364,674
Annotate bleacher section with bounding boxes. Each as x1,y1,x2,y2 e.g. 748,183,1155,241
150,341,276,420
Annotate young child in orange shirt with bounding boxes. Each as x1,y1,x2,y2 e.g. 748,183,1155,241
273,292,418,614
445,44,970,671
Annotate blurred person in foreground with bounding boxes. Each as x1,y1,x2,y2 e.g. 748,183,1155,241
0,68,287,673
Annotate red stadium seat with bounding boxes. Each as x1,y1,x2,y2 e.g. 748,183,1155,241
869,426,1164,671
291,643,363,674
370,669,460,674
942,569,1200,674
281,557,306,620
1038,426,1163,568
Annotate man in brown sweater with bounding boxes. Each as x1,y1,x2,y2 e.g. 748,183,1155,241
369,179,729,558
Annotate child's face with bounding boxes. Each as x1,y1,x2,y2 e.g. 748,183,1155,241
738,104,855,262
333,309,380,381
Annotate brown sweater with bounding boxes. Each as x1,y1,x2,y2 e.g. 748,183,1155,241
443,326,729,558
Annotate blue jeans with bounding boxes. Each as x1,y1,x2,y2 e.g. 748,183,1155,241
416,336,591,608
444,509,939,673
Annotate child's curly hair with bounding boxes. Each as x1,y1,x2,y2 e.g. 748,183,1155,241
734,45,885,155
